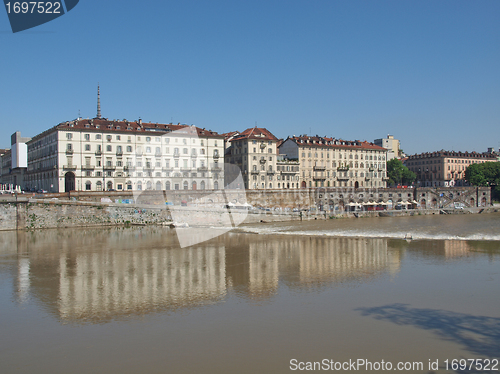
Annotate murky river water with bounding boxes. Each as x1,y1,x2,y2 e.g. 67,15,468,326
0,213,499,373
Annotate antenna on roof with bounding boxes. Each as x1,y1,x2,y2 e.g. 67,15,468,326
96,84,102,119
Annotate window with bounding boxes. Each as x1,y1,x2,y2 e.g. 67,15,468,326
84,134,90,141
106,135,112,141
85,144,91,151
127,146,132,152
107,145,112,152
66,133,72,140
146,137,151,142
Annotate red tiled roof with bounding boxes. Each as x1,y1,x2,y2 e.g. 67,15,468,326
284,135,387,151
231,127,278,141
29,118,223,142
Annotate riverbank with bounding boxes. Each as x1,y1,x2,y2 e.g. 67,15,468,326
0,197,498,231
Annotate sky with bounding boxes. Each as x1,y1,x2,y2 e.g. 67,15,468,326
1,0,499,154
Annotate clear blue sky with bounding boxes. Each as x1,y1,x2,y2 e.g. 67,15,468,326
1,0,499,154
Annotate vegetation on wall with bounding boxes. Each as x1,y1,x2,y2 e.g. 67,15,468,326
465,162,500,201
386,159,416,186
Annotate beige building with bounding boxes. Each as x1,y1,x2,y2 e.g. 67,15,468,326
404,150,497,187
26,118,225,193
224,127,279,190
374,135,400,160
279,135,388,188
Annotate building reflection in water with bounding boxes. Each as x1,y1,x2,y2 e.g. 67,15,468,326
8,227,483,324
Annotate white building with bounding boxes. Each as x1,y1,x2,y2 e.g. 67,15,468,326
25,118,225,193
0,132,31,191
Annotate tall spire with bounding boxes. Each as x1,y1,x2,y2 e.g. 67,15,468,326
97,84,101,119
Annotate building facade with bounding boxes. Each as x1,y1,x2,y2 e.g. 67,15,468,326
25,118,225,193
374,135,400,160
0,132,31,191
279,135,388,188
224,127,279,190
404,150,498,187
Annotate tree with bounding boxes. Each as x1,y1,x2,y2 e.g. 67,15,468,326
386,159,416,186
465,162,500,201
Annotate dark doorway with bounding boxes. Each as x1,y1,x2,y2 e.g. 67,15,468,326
65,172,75,192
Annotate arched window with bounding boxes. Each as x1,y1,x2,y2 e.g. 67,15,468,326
166,181,171,190
107,181,113,190
214,181,219,190
200,180,205,190
156,181,162,190
96,181,102,191
183,181,188,190
192,181,197,190
146,181,152,190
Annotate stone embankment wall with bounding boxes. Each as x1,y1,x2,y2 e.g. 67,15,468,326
0,186,494,231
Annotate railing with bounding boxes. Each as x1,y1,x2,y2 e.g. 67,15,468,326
337,166,349,171
65,149,74,155
337,176,349,181
63,165,77,170
197,166,208,171
104,165,116,170
95,150,102,155
313,176,326,180
313,165,326,171
81,165,95,170
116,151,123,156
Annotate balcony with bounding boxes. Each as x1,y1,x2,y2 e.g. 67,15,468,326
313,165,326,171
191,153,197,158
365,177,371,181
213,153,220,159
65,149,74,155
155,152,162,158
197,166,208,171
369,166,375,171
251,170,259,174
382,177,389,181
95,150,102,155
180,167,191,172
259,158,267,164
81,165,95,170
104,165,116,170
267,170,275,175
313,176,326,181
173,152,180,158
337,176,349,181
211,166,222,172
337,166,349,172
162,167,173,172
116,150,123,156
63,165,77,170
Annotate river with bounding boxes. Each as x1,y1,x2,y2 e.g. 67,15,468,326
0,213,499,373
